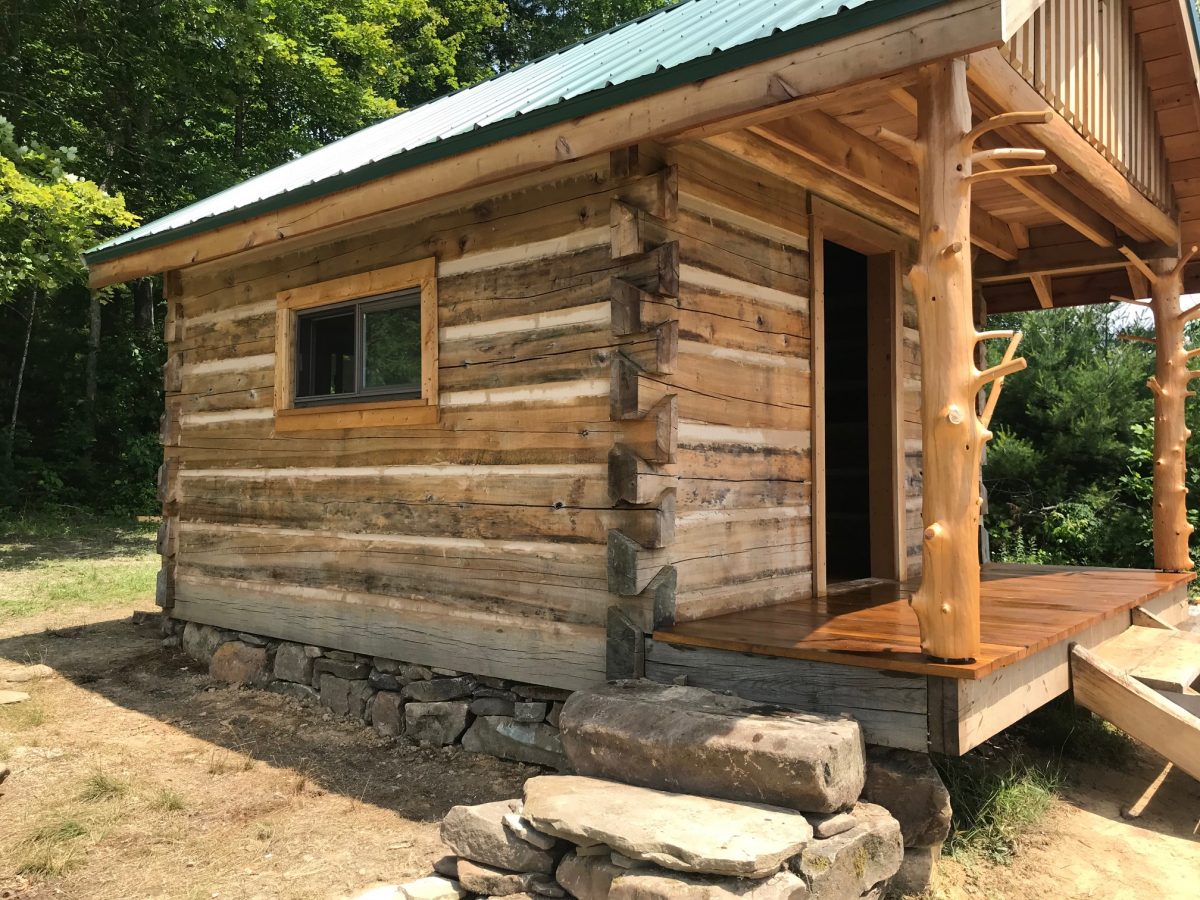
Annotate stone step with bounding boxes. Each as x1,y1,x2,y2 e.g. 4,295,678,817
522,775,813,879
559,681,864,814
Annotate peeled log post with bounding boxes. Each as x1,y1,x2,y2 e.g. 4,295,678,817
897,60,1042,661
1120,248,1199,572
1150,259,1193,571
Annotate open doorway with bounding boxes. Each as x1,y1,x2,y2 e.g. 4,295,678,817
822,242,872,582
811,198,906,595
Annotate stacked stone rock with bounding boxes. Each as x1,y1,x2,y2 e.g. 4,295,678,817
397,682,911,899
169,619,950,896
175,622,569,768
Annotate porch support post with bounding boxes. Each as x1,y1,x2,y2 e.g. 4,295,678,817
1119,246,1200,572
901,58,1045,661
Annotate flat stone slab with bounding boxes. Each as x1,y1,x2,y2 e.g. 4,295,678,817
559,681,864,814
0,690,31,705
441,800,558,874
395,876,467,900
523,775,812,878
609,869,810,899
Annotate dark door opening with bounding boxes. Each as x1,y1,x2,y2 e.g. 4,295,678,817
822,241,872,583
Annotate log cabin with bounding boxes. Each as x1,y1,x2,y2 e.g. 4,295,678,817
85,0,1200,764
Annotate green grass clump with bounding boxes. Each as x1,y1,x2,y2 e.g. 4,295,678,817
938,754,1060,864
152,788,186,812
16,814,90,878
78,771,128,802
0,512,158,620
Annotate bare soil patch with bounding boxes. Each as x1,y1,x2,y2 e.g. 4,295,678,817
2,600,1198,900
0,601,530,900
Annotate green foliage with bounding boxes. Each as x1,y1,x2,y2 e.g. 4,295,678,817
984,304,1176,568
0,0,672,516
937,752,1060,864
0,118,136,303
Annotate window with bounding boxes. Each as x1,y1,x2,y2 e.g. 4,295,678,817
274,258,438,431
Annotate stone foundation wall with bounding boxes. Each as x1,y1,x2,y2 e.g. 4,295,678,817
163,617,570,769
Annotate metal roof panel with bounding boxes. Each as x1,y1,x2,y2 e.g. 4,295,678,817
85,0,916,263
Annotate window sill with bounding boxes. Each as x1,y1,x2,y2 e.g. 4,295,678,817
274,398,439,432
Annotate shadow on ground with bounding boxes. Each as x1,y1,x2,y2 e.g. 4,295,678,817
0,611,529,823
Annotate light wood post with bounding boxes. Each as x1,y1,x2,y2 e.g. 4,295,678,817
879,59,1049,661
1117,246,1200,572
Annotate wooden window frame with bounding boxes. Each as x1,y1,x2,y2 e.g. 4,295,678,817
274,258,439,431
809,196,910,596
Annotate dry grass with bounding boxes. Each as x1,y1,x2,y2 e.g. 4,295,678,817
0,606,530,899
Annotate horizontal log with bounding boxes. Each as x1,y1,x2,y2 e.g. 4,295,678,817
174,572,607,690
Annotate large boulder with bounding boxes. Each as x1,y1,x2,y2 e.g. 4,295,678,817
790,802,902,899
861,746,951,848
523,775,812,879
462,717,567,769
559,682,864,814
209,641,271,686
609,869,809,899
440,800,559,874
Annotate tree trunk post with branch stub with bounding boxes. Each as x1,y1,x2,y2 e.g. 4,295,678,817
1117,246,1200,572
878,58,1050,661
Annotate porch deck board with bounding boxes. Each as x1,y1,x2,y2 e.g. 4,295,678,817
653,564,1192,679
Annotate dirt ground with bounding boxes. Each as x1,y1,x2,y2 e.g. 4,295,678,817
1,599,1198,900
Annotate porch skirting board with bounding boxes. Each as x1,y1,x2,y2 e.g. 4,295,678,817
644,639,929,751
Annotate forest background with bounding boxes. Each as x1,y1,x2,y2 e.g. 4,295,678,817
0,0,1193,569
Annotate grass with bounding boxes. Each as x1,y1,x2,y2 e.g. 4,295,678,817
79,771,128,802
151,788,187,812
0,696,47,730
0,511,158,619
16,814,92,877
938,752,1061,864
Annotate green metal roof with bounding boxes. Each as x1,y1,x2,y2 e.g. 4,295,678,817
86,0,954,265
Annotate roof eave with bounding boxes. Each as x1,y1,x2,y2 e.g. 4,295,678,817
85,0,1010,286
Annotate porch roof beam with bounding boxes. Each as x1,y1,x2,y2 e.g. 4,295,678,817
751,110,1019,260
975,234,1176,284
967,48,1181,247
889,86,1122,247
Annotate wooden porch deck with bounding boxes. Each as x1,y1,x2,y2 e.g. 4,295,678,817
654,564,1193,680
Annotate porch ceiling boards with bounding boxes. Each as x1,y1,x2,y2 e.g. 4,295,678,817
653,564,1193,679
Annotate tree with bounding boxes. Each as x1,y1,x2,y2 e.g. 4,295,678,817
488,1,673,70
983,304,1161,567
0,117,136,465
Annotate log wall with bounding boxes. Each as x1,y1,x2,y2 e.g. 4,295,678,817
155,138,924,689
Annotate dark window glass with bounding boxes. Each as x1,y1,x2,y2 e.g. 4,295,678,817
294,288,422,405
298,311,354,398
363,303,421,391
